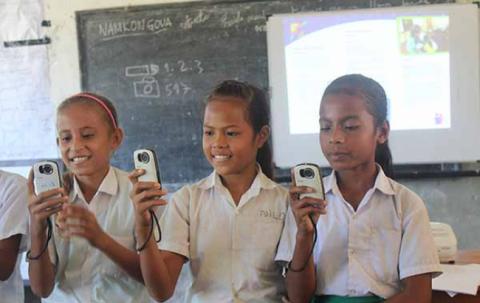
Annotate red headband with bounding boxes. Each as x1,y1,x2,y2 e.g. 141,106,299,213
74,93,118,129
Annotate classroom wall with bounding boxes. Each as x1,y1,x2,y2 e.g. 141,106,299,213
44,0,194,104
402,176,480,250
44,0,480,250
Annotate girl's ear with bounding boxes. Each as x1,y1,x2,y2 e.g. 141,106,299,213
111,128,124,151
377,121,390,144
256,125,270,148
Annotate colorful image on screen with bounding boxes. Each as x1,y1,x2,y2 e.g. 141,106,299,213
283,14,450,134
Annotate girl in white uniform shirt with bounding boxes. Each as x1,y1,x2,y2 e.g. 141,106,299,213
276,74,441,303
27,93,150,302
129,80,289,302
0,170,28,303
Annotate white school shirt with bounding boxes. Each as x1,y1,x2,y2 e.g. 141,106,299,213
44,167,150,303
159,168,289,303
276,167,441,299
0,170,28,303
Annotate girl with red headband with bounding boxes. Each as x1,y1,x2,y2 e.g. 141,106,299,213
27,93,151,302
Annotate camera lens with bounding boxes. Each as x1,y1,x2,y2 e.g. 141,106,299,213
39,165,44,174
139,152,150,163
43,164,53,175
300,168,314,178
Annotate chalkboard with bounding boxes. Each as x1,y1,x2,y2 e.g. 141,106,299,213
76,0,453,184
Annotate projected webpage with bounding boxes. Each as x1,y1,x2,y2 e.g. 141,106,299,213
284,14,450,134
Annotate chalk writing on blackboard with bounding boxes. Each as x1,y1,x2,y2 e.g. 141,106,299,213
125,61,202,98
125,64,160,98
98,17,174,41
163,60,204,75
179,10,210,30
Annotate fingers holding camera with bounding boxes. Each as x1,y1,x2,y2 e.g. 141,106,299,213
136,187,167,209
29,194,67,234
129,169,164,199
290,185,327,209
289,185,327,235
295,196,327,218
27,170,67,234
131,179,165,196
129,171,167,228
128,169,145,185
289,185,312,201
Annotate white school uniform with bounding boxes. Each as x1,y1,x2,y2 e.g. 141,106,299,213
159,167,289,303
0,170,28,303
276,167,441,299
44,167,150,303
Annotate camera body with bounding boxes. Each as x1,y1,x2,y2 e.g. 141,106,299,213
134,149,161,183
33,161,62,195
292,163,325,200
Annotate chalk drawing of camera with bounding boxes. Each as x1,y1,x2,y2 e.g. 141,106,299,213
133,76,160,98
125,64,160,98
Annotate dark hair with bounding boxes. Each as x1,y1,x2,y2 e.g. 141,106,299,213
321,74,394,178
57,92,119,132
205,80,274,179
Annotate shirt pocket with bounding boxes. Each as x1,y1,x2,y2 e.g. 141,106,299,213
236,217,284,271
370,222,402,283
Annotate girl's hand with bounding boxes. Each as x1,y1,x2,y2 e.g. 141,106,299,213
60,204,106,248
27,170,68,237
289,185,327,236
128,169,167,229
55,208,70,238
